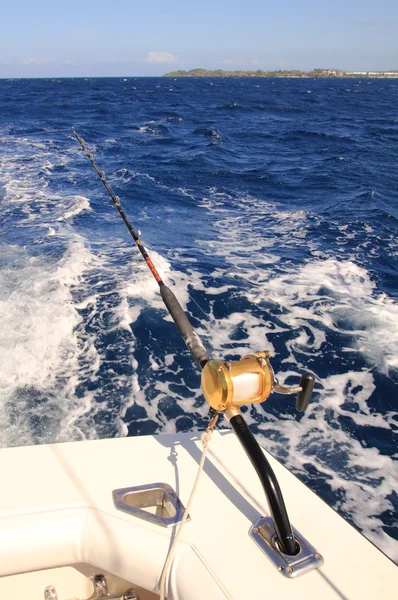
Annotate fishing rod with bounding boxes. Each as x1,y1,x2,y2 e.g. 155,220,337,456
72,127,315,558
72,127,209,369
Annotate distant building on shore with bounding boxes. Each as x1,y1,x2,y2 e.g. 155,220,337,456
346,71,398,77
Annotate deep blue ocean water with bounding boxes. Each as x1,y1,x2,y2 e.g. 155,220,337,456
0,76,397,561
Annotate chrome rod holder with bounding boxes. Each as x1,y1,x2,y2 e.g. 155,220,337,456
249,517,324,578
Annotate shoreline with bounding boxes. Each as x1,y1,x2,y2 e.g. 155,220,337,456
164,68,398,79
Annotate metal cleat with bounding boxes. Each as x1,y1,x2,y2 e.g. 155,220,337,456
44,586,58,600
86,574,139,599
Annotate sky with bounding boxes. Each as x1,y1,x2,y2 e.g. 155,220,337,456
0,0,397,77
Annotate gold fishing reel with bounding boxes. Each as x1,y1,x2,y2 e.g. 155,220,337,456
201,351,274,414
201,351,315,415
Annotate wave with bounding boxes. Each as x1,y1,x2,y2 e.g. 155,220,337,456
193,126,223,144
0,238,97,447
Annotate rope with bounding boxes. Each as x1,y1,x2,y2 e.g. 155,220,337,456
159,413,218,600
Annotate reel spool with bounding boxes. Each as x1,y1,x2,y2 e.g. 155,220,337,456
201,351,315,415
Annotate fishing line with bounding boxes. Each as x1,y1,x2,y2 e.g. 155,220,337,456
183,291,238,354
164,249,237,354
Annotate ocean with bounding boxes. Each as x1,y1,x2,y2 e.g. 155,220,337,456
0,76,397,562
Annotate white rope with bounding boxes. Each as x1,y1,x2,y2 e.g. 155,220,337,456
159,416,218,600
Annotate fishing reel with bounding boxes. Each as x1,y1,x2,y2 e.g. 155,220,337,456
201,351,315,416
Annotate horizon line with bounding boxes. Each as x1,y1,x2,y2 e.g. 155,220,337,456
2,74,398,80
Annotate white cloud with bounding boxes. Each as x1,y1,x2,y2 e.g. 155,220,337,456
145,51,177,64
21,58,49,65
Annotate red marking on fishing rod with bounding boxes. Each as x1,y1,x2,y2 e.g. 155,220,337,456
145,257,162,283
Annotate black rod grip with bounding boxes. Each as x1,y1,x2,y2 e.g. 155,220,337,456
159,282,209,368
296,372,315,412
230,413,297,556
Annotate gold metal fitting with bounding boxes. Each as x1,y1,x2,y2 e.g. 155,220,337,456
201,351,274,412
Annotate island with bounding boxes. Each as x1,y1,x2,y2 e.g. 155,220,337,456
164,68,398,79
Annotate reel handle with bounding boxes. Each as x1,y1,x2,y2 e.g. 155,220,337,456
296,372,316,412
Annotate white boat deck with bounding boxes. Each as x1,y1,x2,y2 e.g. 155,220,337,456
0,430,396,599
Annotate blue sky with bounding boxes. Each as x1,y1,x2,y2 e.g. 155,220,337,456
0,0,397,77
